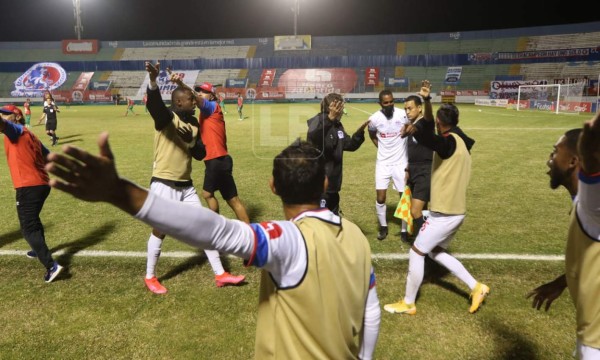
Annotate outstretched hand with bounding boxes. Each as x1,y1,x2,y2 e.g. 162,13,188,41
45,132,148,215
525,275,567,312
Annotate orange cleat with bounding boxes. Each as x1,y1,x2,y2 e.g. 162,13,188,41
215,272,245,287
145,276,167,294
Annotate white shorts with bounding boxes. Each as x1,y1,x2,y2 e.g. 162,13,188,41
150,179,202,207
414,212,465,254
375,162,406,191
576,339,600,359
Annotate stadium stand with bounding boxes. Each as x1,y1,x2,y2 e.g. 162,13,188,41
1,22,599,102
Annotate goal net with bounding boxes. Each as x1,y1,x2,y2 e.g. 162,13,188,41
517,83,586,114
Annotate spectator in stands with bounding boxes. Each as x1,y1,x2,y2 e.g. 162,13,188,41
237,93,244,120
367,89,410,241
306,93,369,215
45,136,381,360
404,80,434,239
0,104,63,283
141,61,245,294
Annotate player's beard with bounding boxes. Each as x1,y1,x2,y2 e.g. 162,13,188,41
549,165,573,190
381,105,394,119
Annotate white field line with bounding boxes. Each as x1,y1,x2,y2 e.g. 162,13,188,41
0,249,563,261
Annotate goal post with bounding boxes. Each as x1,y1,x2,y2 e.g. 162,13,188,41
517,83,586,114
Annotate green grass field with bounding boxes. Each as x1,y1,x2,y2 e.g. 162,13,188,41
0,102,591,359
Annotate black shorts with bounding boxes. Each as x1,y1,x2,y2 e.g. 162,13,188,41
407,163,431,202
203,155,238,201
45,119,57,131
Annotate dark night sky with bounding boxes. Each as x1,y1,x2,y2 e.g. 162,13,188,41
0,0,598,42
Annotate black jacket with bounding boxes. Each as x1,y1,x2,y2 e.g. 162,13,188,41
306,113,365,192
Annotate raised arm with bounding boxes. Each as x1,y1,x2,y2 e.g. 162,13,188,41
419,80,433,121
579,112,600,174
145,61,173,130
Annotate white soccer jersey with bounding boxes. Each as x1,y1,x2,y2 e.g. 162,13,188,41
368,107,410,165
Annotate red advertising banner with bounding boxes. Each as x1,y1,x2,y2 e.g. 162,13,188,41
278,68,358,95
365,67,379,86
52,90,112,103
61,39,99,54
259,69,276,87
71,72,94,91
255,87,286,100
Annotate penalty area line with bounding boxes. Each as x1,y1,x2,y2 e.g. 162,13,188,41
0,249,563,261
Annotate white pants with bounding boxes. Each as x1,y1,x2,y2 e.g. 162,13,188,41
577,339,600,359
375,162,406,191
150,180,201,207
413,211,465,254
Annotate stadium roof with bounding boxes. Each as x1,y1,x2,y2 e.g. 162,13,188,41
1,0,598,42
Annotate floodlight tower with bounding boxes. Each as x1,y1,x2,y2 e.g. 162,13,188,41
73,0,83,40
292,0,299,36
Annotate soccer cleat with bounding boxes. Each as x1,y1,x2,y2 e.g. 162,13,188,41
377,226,388,240
400,231,409,243
44,262,63,283
384,300,416,315
469,282,490,313
215,272,245,287
26,250,37,259
145,276,167,294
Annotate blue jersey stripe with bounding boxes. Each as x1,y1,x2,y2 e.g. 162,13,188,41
248,223,269,268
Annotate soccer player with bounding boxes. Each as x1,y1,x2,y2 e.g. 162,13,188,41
0,105,63,283
46,137,381,360
219,93,227,114
404,80,434,239
367,89,410,241
23,98,31,128
563,114,600,359
124,97,137,116
306,93,369,215
384,103,490,315
528,117,600,359
237,92,243,120
526,128,582,311
142,61,244,294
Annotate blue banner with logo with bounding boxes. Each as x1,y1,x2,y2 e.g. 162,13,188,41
225,78,248,88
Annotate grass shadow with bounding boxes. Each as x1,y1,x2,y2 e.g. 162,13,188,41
488,319,539,360
0,223,55,249
245,204,263,223
51,222,116,280
160,253,208,282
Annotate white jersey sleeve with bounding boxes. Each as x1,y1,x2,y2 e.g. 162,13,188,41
135,192,308,287
577,172,600,239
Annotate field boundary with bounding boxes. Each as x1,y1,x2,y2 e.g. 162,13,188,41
0,249,564,261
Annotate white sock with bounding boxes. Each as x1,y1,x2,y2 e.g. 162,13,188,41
376,201,387,227
404,248,425,304
428,251,477,290
205,249,225,276
401,220,407,232
146,233,163,279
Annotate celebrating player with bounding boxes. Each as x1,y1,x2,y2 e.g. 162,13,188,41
45,137,381,359
384,103,489,315
367,89,410,241
141,61,244,294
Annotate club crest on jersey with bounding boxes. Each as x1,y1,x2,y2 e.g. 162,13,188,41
337,130,344,139
260,221,283,239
